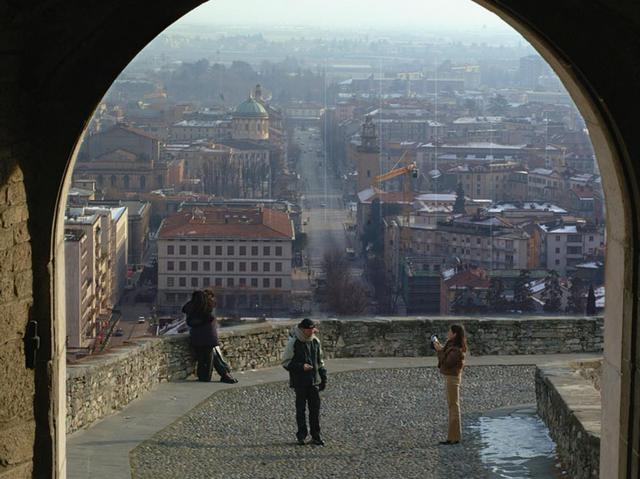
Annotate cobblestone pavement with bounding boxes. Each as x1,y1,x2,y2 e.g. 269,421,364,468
131,366,538,479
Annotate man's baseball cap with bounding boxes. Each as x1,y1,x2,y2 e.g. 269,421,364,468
298,318,316,329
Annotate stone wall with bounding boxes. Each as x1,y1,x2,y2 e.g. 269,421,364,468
66,336,192,434
535,365,600,479
317,317,604,357
66,323,295,433
0,162,35,477
571,358,603,391
67,316,603,434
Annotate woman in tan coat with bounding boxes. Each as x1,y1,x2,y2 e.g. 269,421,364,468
433,324,467,445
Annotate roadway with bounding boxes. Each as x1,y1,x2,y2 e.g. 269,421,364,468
293,127,351,274
107,287,155,347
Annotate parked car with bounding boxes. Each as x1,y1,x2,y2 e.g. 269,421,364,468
137,316,146,324
114,329,124,337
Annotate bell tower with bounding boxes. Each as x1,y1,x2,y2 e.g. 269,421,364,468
350,115,381,192
359,115,379,153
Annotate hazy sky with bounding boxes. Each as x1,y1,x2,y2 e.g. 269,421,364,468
177,0,512,31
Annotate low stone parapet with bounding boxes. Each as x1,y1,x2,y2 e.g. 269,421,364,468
67,316,603,434
318,316,603,357
66,335,192,434
535,364,601,479
570,358,603,391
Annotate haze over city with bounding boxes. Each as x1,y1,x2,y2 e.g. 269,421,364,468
178,0,513,30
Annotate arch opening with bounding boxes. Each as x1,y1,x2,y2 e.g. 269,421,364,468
34,1,637,477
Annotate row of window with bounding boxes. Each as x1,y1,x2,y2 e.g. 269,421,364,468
554,235,595,242
164,292,284,306
166,244,284,257
554,246,583,255
166,260,285,273
95,174,162,189
450,236,514,248
166,276,283,289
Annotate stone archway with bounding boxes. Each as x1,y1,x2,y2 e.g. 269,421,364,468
1,2,639,477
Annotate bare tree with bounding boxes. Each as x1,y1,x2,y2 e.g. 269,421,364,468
366,257,399,314
322,248,368,315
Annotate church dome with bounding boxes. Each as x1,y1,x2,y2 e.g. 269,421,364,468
233,97,268,118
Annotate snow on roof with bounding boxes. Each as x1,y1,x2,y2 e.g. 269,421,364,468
539,224,578,234
173,119,226,127
487,202,567,214
415,193,457,202
570,173,594,182
531,168,554,175
453,116,503,124
527,278,546,294
575,261,604,269
442,268,456,280
419,141,526,150
416,204,453,213
357,187,376,203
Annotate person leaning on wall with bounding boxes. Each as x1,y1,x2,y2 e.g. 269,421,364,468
433,324,467,445
182,289,238,384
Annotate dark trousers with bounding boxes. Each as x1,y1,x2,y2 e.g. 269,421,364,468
295,385,321,440
193,346,231,382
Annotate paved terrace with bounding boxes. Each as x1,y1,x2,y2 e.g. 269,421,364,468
67,354,599,479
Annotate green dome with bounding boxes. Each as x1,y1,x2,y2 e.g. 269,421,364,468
233,97,268,118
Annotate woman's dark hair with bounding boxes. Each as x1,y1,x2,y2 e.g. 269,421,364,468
204,288,217,309
190,290,209,315
450,324,468,353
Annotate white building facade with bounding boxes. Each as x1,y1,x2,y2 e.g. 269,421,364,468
157,206,294,314
64,230,95,349
540,222,605,275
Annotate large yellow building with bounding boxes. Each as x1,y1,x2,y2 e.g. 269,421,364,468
447,161,521,201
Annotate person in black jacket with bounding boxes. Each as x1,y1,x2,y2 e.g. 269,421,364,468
183,290,238,384
282,318,327,446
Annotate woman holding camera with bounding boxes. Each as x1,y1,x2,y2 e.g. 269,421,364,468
433,324,467,445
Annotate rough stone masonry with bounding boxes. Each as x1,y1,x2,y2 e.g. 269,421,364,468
66,316,603,434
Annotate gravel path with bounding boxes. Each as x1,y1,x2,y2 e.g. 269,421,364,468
131,366,538,479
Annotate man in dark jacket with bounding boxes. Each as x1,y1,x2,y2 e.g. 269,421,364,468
282,318,327,446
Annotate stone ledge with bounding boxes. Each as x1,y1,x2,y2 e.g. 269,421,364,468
66,316,603,434
535,364,601,479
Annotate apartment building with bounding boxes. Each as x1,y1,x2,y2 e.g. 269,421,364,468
169,119,232,141
527,168,564,203
157,206,295,313
66,205,128,312
539,221,605,275
446,162,522,201
407,216,530,271
64,230,95,349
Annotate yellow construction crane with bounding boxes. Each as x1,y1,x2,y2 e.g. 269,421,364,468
372,152,418,189
372,151,419,250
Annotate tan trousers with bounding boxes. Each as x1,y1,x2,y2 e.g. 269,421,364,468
445,374,462,442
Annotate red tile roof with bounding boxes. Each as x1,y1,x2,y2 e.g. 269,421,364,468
443,266,490,289
113,123,160,141
571,187,595,199
158,206,293,239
